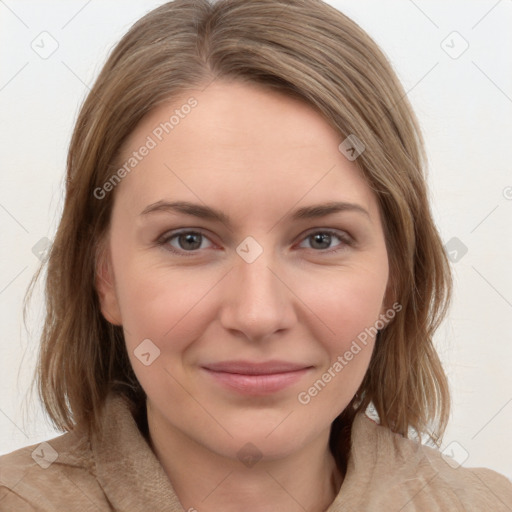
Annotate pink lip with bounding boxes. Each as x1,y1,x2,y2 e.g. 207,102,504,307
201,360,313,395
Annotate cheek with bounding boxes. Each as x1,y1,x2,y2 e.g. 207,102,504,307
294,261,387,392
113,251,219,353
299,261,388,340
114,262,217,402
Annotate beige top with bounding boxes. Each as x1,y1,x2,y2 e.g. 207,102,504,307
1,392,511,511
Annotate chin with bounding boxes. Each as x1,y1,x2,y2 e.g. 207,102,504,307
228,423,310,458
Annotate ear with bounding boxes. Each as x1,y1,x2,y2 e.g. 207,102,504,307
95,240,122,326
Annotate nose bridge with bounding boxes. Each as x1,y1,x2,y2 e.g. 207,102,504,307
220,235,294,339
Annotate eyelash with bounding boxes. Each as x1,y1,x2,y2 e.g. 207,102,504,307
156,228,353,257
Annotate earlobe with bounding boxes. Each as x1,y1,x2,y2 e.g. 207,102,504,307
94,242,123,326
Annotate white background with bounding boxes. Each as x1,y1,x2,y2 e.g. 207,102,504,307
1,0,511,480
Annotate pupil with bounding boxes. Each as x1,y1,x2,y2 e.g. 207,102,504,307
313,233,330,249
181,233,201,250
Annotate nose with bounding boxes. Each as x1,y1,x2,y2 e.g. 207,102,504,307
219,242,296,342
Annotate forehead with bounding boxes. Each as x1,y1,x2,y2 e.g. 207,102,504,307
113,80,378,222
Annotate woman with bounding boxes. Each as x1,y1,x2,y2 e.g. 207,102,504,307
1,0,511,510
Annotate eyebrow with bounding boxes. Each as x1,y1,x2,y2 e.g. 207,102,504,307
140,200,370,227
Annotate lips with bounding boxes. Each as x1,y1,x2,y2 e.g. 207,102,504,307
202,360,312,375
200,360,313,395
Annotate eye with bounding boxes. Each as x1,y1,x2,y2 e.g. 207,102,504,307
297,230,352,254
158,230,213,256
157,228,352,256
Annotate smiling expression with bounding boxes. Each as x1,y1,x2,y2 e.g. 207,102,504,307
96,79,390,460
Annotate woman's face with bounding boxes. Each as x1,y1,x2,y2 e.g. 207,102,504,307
96,80,391,460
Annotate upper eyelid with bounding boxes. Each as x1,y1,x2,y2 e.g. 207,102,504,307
159,228,217,245
159,227,352,248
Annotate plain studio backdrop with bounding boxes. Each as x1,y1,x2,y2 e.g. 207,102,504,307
1,0,511,480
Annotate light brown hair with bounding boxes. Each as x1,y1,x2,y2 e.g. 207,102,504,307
24,0,452,475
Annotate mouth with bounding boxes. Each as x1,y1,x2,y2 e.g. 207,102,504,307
200,360,313,395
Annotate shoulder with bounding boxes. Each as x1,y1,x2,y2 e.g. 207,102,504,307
0,426,107,511
421,442,512,511
350,413,512,510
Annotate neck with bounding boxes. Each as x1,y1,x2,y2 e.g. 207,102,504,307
146,404,344,512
